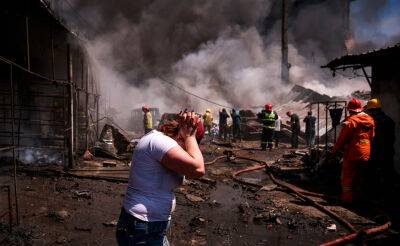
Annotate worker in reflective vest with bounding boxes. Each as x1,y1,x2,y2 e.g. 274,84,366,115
332,98,374,204
142,105,153,134
257,103,278,150
203,109,214,134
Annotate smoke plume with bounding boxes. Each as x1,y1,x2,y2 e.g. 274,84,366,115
51,0,388,127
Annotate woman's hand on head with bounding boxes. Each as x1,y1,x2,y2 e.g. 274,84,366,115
161,110,205,179
178,111,199,139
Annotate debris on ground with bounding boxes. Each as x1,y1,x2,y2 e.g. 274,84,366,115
48,210,70,222
73,190,92,199
327,224,337,232
83,150,94,160
185,194,205,203
102,220,118,227
2,140,399,245
260,184,277,191
102,160,117,167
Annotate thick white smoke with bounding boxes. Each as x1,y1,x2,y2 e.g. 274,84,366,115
52,0,379,128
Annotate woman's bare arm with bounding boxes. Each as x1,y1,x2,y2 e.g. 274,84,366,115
161,136,204,178
161,111,204,178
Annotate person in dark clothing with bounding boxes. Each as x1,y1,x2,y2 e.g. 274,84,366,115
286,111,300,148
231,109,241,140
258,103,278,150
219,108,230,141
303,111,316,147
365,98,397,194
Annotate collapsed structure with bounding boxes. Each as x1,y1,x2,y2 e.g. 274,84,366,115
0,1,99,168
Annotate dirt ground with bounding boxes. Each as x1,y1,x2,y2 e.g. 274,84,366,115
0,140,399,245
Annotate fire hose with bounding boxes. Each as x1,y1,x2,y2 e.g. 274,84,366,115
320,222,391,246
210,152,392,245
231,157,356,232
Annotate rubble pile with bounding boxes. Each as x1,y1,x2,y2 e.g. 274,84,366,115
98,124,131,155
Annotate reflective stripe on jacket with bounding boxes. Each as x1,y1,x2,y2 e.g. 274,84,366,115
261,111,277,129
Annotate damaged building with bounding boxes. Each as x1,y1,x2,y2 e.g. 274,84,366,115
0,0,99,167
323,42,400,173
1,1,399,245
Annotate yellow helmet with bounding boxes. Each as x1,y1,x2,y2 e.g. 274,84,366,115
206,109,212,113
366,98,381,109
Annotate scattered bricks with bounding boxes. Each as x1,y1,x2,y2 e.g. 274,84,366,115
238,202,250,214
260,184,277,191
190,216,206,227
282,152,297,159
73,190,92,199
326,224,337,232
185,194,205,203
56,236,68,244
253,212,272,223
83,150,94,160
209,199,221,207
48,209,70,222
103,219,118,227
287,219,298,230
253,211,281,224
74,225,92,232
198,177,217,186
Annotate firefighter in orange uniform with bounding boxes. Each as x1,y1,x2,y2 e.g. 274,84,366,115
332,98,375,204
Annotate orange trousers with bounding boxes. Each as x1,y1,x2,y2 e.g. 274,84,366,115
341,160,369,203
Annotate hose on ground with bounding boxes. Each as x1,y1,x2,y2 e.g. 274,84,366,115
229,154,391,245
320,221,391,246
231,156,357,232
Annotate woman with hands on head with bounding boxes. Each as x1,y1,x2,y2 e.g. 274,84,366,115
116,111,205,246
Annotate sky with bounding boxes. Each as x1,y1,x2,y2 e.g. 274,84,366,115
351,0,400,46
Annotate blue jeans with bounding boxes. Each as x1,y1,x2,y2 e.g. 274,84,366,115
116,208,170,246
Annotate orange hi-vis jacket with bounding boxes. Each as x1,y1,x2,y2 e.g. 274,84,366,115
333,112,375,161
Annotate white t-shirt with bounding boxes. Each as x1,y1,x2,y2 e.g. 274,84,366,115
275,116,281,131
123,130,182,221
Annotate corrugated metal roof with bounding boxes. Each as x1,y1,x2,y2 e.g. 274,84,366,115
323,42,400,69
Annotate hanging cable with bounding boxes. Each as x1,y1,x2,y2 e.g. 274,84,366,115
0,55,69,85
158,76,233,109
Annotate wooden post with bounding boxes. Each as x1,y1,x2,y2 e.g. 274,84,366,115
67,45,74,169
25,17,30,70
85,65,89,149
10,65,19,225
317,103,320,146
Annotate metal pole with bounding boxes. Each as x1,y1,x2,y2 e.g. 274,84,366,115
334,102,337,141
317,103,320,146
325,103,328,151
25,17,30,70
7,186,12,232
281,0,289,84
51,22,55,80
10,65,19,225
67,45,74,169
96,95,99,139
